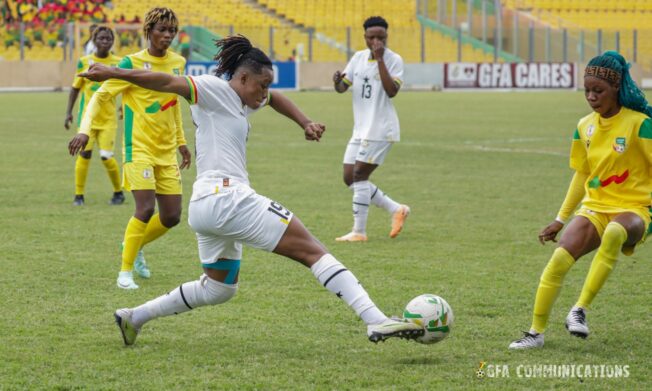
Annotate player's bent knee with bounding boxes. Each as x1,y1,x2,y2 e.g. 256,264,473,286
99,149,114,159
203,276,238,305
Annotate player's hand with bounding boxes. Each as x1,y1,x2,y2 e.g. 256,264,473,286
304,122,325,142
538,220,564,245
78,63,113,82
178,145,191,169
371,40,385,61
332,70,346,84
68,133,89,156
64,113,73,130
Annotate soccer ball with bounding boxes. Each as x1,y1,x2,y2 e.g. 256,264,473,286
403,294,454,344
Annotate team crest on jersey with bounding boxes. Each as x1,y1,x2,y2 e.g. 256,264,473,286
143,62,152,70
586,124,594,137
142,168,153,179
613,137,626,153
173,68,180,75
374,73,380,80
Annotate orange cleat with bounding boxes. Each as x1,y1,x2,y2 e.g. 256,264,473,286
390,205,410,238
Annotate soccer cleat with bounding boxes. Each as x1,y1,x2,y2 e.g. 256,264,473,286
390,205,410,238
73,195,85,206
565,307,589,338
367,318,424,343
335,232,368,242
509,331,544,349
109,191,126,205
114,308,140,346
134,250,151,279
116,271,139,289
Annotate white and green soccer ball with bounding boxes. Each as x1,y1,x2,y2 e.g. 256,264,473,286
403,294,454,344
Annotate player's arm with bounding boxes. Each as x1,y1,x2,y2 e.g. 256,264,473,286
538,171,588,244
79,63,191,101
372,42,400,98
269,90,325,142
64,87,80,130
174,99,191,169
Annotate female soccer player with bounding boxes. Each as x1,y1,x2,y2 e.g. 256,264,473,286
79,34,423,345
64,26,124,206
69,7,191,290
509,51,652,349
332,16,410,242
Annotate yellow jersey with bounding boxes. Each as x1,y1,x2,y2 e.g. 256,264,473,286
81,49,187,166
571,107,652,213
72,53,121,131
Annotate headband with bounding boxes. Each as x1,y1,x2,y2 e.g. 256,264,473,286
585,65,621,85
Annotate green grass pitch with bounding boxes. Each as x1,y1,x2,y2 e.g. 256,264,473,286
0,90,649,389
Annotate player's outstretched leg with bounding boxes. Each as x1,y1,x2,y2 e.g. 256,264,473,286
274,217,423,342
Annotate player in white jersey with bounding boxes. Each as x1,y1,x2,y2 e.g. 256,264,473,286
79,35,423,346
332,16,410,242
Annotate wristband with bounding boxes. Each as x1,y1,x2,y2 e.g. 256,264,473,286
554,216,566,225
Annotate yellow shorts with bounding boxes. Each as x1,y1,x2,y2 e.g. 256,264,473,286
123,162,182,195
83,127,116,153
576,206,651,255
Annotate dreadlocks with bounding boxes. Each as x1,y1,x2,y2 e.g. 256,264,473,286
213,34,272,80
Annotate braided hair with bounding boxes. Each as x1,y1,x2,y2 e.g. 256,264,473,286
213,34,272,80
586,51,652,117
143,7,178,40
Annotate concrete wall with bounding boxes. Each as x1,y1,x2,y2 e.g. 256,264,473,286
0,61,76,89
0,60,648,90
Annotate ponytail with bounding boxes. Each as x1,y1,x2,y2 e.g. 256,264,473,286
213,34,272,80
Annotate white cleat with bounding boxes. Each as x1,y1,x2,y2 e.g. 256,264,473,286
335,231,368,242
565,307,589,339
509,331,544,349
114,308,140,346
116,271,139,290
367,318,424,343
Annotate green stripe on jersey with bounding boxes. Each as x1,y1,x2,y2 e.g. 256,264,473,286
573,129,580,140
124,105,134,162
639,118,652,139
76,93,85,127
118,56,133,69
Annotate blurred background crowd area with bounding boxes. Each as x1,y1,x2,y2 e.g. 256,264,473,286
0,0,651,70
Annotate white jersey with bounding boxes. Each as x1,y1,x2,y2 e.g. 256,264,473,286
342,48,403,141
186,74,265,200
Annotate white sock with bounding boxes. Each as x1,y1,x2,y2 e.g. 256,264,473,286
131,274,238,327
368,181,400,214
352,180,370,234
311,253,387,325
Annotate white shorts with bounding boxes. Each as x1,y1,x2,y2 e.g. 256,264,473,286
342,139,394,165
188,182,293,262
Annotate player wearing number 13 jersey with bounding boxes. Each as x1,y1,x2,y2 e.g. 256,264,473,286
333,16,410,243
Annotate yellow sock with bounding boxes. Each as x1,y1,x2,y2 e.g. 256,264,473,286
101,157,122,192
74,156,91,195
576,222,627,308
121,217,147,272
531,247,575,334
142,213,170,247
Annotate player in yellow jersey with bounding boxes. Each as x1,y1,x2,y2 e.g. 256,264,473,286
64,26,124,206
68,7,191,290
510,51,652,349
